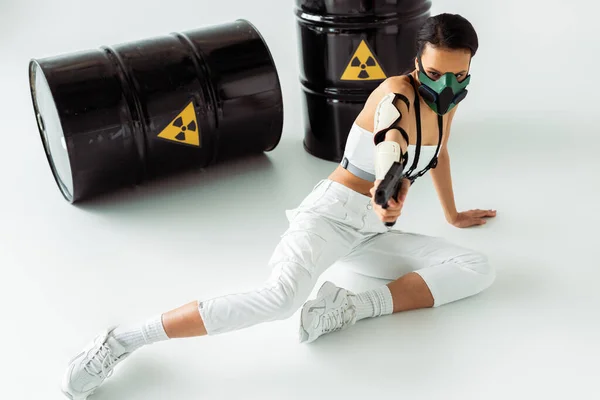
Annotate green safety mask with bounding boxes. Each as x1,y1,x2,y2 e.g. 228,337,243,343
417,57,471,115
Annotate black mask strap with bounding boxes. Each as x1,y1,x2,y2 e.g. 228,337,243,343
417,56,429,79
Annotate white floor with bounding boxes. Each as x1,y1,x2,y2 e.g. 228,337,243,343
1,0,599,399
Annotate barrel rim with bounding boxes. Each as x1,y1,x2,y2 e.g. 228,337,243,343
293,3,432,27
28,59,75,203
235,18,285,153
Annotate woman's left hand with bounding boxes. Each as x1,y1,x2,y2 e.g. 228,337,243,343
449,209,496,228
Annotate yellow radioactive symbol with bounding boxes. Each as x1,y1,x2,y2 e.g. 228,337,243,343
157,101,200,147
340,40,387,81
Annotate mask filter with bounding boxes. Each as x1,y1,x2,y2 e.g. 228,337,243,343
417,57,470,115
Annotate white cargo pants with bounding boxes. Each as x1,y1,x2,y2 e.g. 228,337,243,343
199,179,495,335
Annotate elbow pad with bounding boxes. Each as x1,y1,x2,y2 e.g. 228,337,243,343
375,141,403,180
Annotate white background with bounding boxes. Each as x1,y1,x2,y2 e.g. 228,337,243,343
1,0,599,399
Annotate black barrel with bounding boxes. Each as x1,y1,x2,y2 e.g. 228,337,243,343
295,0,431,162
29,19,283,203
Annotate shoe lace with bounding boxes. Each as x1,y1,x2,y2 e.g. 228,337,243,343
320,303,355,334
84,343,120,380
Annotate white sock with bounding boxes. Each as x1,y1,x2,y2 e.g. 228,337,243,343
352,286,394,321
111,314,170,353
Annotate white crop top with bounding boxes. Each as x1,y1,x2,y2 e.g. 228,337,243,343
341,123,441,181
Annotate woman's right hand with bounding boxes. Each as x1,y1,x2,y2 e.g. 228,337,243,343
369,177,411,224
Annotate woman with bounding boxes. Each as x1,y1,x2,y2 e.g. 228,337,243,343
62,13,496,400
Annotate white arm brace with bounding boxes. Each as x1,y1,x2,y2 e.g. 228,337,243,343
373,93,406,180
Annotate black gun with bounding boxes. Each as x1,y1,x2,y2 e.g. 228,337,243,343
374,161,407,227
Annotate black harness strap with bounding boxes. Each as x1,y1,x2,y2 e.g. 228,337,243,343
395,93,411,111
404,75,422,178
406,74,444,184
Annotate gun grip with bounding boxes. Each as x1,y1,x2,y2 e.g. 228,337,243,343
381,197,398,227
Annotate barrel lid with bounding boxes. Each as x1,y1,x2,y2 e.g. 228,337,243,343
29,61,74,202
295,0,432,26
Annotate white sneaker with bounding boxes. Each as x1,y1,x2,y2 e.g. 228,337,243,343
61,326,131,400
299,281,357,343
